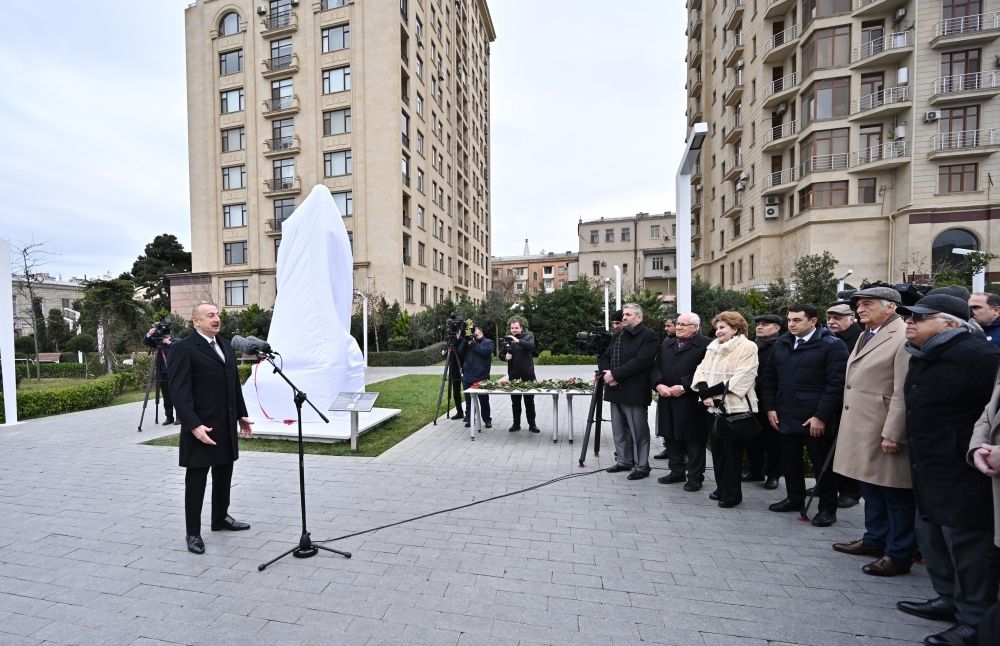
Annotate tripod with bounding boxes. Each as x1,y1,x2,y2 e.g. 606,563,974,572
137,349,162,432
577,371,607,467
433,340,462,424
257,351,351,571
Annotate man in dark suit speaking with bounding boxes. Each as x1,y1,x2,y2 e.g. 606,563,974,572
168,302,253,554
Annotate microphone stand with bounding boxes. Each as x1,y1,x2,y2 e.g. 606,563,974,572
255,349,351,571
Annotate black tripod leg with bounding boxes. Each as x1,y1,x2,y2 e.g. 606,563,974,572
578,379,603,467
593,380,604,457
137,353,158,432
433,355,450,425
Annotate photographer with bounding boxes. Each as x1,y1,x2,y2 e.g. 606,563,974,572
501,317,540,433
143,320,177,425
440,315,465,420
458,323,494,428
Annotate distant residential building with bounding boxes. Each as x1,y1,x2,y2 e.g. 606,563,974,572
577,212,678,299
11,275,85,336
490,251,578,298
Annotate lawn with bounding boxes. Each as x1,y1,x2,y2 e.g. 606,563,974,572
141,374,482,458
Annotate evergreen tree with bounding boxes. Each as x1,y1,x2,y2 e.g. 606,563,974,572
131,234,192,311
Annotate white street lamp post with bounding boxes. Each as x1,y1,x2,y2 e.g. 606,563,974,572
675,122,708,314
0,238,18,425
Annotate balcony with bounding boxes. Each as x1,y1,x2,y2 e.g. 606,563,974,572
263,176,301,196
724,74,744,106
763,119,798,152
689,10,704,38
689,41,703,67
849,86,910,121
692,224,702,240
723,154,744,182
799,153,850,178
690,0,702,9
722,192,744,218
762,72,798,108
262,135,300,157
402,172,411,187
931,71,1000,105
763,167,797,194
928,129,1000,160
260,10,297,37
723,33,744,68
724,0,744,31
262,53,298,78
853,0,907,18
763,24,800,63
850,31,912,69
849,139,911,171
265,217,288,236
692,162,703,183
931,12,1000,48
722,111,743,144
692,192,703,212
688,71,703,97
262,95,299,117
764,0,795,19
688,99,704,125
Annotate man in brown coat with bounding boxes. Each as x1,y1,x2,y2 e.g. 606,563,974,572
832,287,915,577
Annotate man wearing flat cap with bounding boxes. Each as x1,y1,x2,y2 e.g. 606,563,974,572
458,323,494,429
831,286,915,578
743,314,784,489
825,301,863,508
896,293,1000,646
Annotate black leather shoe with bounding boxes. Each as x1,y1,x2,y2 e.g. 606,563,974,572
741,472,764,482
924,624,977,646
484,420,492,428
833,538,882,557
162,417,175,425
657,472,686,484
862,555,911,577
683,480,702,492
653,449,669,460
763,476,780,490
718,499,741,508
769,498,802,512
450,412,464,420
509,424,521,432
606,464,631,473
173,419,181,425
896,598,958,623
811,510,837,527
709,490,721,501
837,495,860,508
528,426,541,433
186,535,204,554
211,516,250,531
464,421,471,427
627,469,649,480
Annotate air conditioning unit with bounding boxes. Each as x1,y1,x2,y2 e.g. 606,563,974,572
924,110,941,123
764,195,781,206
895,124,907,139
764,204,782,219
739,171,750,182
736,59,744,69
257,5,267,15
736,181,746,191
438,72,445,81
417,37,424,47
893,6,906,23
775,102,788,116
897,67,909,86
695,183,703,191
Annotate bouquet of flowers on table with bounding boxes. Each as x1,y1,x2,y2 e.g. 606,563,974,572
472,377,594,392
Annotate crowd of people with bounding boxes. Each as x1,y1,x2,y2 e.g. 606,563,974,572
596,291,1000,646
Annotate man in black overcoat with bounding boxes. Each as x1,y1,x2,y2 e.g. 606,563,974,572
744,314,783,489
168,303,253,554
651,312,711,490
896,293,1000,646
825,301,863,507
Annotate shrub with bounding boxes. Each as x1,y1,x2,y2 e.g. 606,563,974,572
0,374,123,423
387,336,413,351
535,350,599,366
238,363,252,384
30,363,88,378
367,342,447,367
65,334,97,353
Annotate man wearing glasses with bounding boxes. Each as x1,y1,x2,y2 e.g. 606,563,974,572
897,293,1000,646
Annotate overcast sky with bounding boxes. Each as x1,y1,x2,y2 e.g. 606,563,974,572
0,1,687,278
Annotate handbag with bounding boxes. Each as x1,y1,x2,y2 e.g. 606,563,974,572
710,381,761,439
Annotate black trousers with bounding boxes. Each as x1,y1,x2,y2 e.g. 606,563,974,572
185,463,233,537
745,413,781,478
780,432,837,514
157,374,173,418
665,436,707,482
448,353,464,415
712,434,744,504
510,394,536,426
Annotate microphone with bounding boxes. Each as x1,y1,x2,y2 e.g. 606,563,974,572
232,335,274,356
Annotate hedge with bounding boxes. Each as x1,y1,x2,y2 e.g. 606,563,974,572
367,342,447,367
535,351,599,366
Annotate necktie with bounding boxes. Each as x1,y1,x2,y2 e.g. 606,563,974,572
794,338,801,350
210,339,225,362
865,330,876,344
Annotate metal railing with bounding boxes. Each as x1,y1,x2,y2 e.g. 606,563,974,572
725,111,742,133
933,70,1000,95
766,72,797,97
800,153,850,176
765,24,799,54
852,139,909,165
723,192,743,214
266,217,288,232
851,31,910,63
935,12,1000,37
265,54,295,72
262,10,293,31
263,95,296,112
931,128,1000,151
726,74,744,97
766,167,796,187
723,33,744,63
766,119,798,143
852,86,909,113
265,176,299,192
266,135,298,151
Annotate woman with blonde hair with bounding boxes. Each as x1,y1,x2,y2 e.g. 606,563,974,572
692,311,759,507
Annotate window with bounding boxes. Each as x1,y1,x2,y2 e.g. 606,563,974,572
401,154,410,183
322,0,347,8
417,205,425,227
416,56,424,79
321,24,350,52
221,126,245,152
651,256,664,270
418,242,426,265
275,238,281,261
417,169,425,191
274,198,295,225
589,230,598,244
222,165,246,190
799,180,849,208
224,241,248,265
592,261,600,276
416,94,424,116
225,280,249,306
939,163,978,192
219,49,243,75
220,88,244,113
621,227,631,242
605,229,614,242
401,111,410,146
332,190,353,215
802,78,850,123
941,105,980,148
416,131,424,155
420,282,427,305
650,224,660,238
273,158,294,181
223,203,247,227
622,263,628,274
322,66,351,94
802,26,851,71
940,49,981,92
323,108,351,135
800,128,849,172
750,254,755,278
803,0,851,24
270,37,291,60
403,234,411,266
324,150,352,176
218,12,241,36
859,178,878,204
932,228,979,270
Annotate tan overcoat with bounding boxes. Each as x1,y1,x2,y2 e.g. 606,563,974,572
833,315,911,488
968,368,1000,547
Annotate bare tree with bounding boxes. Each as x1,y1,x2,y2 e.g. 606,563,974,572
12,241,56,381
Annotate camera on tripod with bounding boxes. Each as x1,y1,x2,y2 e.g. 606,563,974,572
498,335,515,357
442,314,464,340
574,323,612,356
149,319,173,348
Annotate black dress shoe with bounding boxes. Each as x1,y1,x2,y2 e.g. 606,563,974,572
653,449,669,460
897,597,958,623
528,426,541,433
763,476,780,490
837,495,860,508
211,516,250,531
162,417,175,425
657,472,686,484
924,624,977,646
832,538,882,557
811,510,837,527
173,419,181,425
509,424,521,432
186,535,205,554
450,412,464,420
606,464,632,473
805,486,816,496
484,421,492,428
862,555,911,577
709,490,721,501
718,499,741,508
769,498,802,512
627,469,649,480
464,421,471,427
741,472,764,482
683,480,702,492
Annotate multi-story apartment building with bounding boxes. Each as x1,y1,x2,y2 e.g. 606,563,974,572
686,0,1000,290
11,275,84,336
490,251,578,298
577,212,679,297
179,0,495,315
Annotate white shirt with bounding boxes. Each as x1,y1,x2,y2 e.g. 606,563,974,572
196,330,225,361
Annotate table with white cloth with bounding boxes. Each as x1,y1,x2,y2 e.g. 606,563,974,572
463,388,562,442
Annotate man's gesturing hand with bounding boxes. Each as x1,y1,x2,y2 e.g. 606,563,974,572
238,417,254,439
192,425,217,445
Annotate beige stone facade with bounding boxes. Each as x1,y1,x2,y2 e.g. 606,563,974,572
490,251,579,298
577,212,679,298
687,0,1000,290
182,0,494,316
11,276,84,335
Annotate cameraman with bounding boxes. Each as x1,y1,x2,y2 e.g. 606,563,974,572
502,317,540,433
458,323,494,428
440,315,465,420
143,322,177,425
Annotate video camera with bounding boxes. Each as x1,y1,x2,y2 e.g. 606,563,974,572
574,323,613,357
148,319,172,348
837,281,932,307
498,335,514,357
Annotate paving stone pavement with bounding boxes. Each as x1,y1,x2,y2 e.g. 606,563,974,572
0,365,941,645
